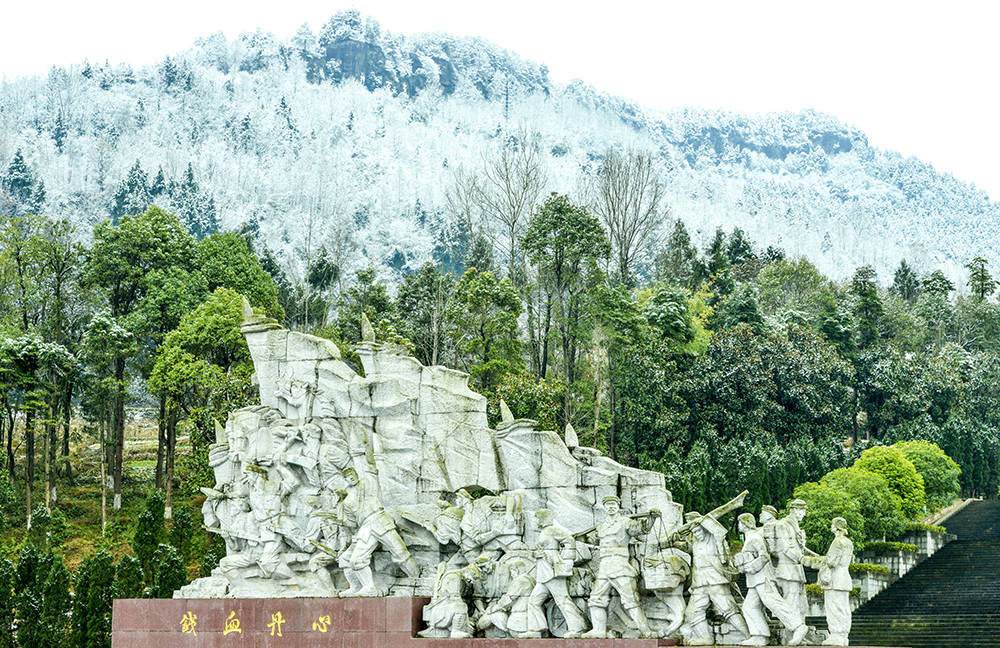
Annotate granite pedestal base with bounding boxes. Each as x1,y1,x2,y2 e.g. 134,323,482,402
112,597,682,647
112,597,903,648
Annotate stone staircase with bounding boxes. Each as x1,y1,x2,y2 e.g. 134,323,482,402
850,499,1000,647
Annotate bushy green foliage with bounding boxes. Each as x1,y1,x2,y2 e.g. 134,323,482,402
821,467,906,541
71,550,116,648
170,506,194,561
0,559,14,648
114,554,145,599
447,268,522,391
40,553,71,648
27,505,67,550
490,371,565,431
849,562,891,574
905,522,947,534
200,533,226,578
854,446,926,519
863,541,918,553
132,491,166,579
149,544,187,598
791,481,865,553
894,440,961,510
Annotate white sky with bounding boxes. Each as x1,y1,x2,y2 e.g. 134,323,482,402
2,0,998,199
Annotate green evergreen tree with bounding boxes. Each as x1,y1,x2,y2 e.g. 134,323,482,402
922,270,955,298
726,227,755,266
966,256,996,302
133,491,166,580
656,219,702,289
169,506,194,561
850,265,883,348
40,553,71,648
200,534,226,578
149,544,187,598
0,559,14,648
114,554,146,599
712,284,766,333
71,550,115,648
892,259,920,304
2,149,45,217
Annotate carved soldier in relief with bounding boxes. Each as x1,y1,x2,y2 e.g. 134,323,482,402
526,509,588,638
819,517,854,646
581,495,656,639
734,513,807,646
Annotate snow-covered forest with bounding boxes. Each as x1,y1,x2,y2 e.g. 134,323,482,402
0,10,996,287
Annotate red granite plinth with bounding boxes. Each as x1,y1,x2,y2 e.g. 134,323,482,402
132,597,936,647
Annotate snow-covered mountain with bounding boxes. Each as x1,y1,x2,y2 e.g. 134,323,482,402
1,10,996,285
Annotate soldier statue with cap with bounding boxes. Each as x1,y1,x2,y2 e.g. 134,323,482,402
336,466,419,596
525,508,588,638
734,512,807,646
581,494,657,638
775,499,815,616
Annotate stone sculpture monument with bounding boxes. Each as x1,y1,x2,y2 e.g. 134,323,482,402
177,301,855,645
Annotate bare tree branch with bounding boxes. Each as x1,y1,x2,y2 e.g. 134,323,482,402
590,149,667,285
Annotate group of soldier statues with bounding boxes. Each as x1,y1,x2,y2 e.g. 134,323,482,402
418,491,855,646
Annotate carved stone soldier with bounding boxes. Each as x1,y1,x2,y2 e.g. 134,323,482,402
525,509,588,638
641,512,690,637
581,495,655,639
819,517,854,646
775,499,811,616
734,513,807,646
419,557,488,638
683,511,749,646
337,466,419,596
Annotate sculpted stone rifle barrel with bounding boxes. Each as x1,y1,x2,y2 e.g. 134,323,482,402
672,489,749,536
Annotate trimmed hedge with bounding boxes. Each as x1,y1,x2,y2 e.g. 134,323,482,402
905,522,947,534
849,562,891,574
863,541,918,554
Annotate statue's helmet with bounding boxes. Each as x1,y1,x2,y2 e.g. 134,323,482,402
602,495,621,506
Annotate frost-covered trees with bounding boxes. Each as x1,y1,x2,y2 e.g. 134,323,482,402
590,149,665,286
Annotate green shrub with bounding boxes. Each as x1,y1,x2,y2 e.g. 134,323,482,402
149,544,187,598
894,440,961,511
40,553,71,648
0,475,17,528
27,505,67,550
199,534,225,577
71,550,115,648
790,481,865,553
114,554,145,599
821,466,907,541
854,446,926,519
169,507,193,561
905,522,947,534
863,541,918,553
0,559,14,648
849,562,891,574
